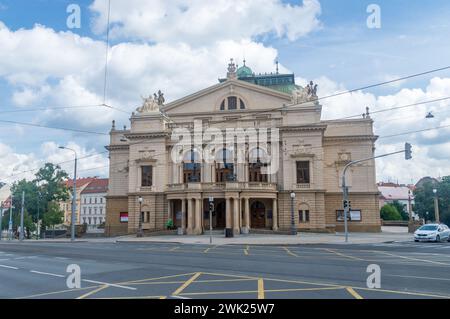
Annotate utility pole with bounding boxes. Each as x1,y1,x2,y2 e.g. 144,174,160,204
59,146,78,241
0,201,3,241
341,143,412,242
8,194,13,240
19,191,25,241
36,191,41,240
433,189,440,223
407,190,414,233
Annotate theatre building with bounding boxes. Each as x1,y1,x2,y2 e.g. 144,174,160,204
105,60,380,236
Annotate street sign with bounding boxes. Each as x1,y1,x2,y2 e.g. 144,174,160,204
209,197,214,202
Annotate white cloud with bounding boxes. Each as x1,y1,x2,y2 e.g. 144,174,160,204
0,141,109,183
90,0,322,44
312,76,450,183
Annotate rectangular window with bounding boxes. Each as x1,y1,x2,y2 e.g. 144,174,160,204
299,210,310,223
141,166,153,187
296,161,310,184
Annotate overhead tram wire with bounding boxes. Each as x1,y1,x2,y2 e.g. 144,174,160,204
4,65,450,180
210,65,450,125
0,119,109,136
5,91,450,181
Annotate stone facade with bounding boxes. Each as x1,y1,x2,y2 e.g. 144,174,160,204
105,62,381,236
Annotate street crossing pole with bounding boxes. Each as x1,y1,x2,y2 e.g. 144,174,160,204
341,144,411,243
0,201,3,241
209,197,214,245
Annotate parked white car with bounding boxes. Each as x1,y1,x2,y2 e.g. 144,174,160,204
414,224,450,242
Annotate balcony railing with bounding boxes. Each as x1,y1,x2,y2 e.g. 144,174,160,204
167,182,277,192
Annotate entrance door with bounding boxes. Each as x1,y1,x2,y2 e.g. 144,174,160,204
251,201,266,229
215,201,226,229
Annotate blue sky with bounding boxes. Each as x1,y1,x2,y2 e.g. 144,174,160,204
0,0,449,183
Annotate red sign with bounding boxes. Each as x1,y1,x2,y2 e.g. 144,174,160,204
120,212,129,223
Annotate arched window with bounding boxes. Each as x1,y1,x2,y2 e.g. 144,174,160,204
183,149,202,183
220,96,245,110
215,148,235,182
248,147,269,182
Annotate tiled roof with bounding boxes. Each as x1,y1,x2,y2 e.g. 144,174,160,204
378,186,413,200
81,178,109,194
65,177,97,188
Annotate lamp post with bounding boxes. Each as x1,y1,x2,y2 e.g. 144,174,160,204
433,189,440,223
59,146,78,242
407,190,414,233
36,191,42,240
290,192,297,236
425,211,429,224
137,197,143,238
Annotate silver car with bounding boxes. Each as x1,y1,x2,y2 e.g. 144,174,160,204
414,224,450,242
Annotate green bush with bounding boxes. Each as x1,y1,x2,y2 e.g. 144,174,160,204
165,219,175,230
380,204,402,221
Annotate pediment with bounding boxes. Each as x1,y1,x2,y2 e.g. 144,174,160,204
162,79,292,115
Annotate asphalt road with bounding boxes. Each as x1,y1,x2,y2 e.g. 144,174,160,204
0,239,450,299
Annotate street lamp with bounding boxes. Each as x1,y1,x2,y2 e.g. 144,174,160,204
433,189,440,223
36,191,42,240
290,192,297,236
59,146,78,242
425,211,429,224
137,197,143,238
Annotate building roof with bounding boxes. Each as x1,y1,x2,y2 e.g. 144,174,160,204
65,177,97,189
378,185,413,201
219,61,301,94
80,178,109,194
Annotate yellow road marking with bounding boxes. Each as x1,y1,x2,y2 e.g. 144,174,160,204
120,272,196,285
180,286,345,297
169,246,180,252
346,287,363,299
355,286,450,299
258,278,265,299
77,285,108,299
203,245,222,253
322,248,365,261
201,271,258,280
376,251,449,266
94,295,166,299
17,285,101,299
283,247,299,257
172,272,202,296
244,246,249,255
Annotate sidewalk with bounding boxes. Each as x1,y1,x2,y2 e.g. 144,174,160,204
116,227,412,246
13,227,412,245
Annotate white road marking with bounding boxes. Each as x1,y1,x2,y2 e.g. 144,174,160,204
82,279,136,291
54,257,69,260
14,256,37,260
170,295,191,299
30,270,65,278
0,264,19,270
386,274,450,281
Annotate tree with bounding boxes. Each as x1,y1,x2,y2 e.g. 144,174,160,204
42,202,64,229
380,204,402,221
414,177,450,225
9,163,69,233
391,200,409,221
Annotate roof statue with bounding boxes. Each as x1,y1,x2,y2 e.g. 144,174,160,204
306,81,318,100
226,58,237,79
290,81,319,104
136,90,165,114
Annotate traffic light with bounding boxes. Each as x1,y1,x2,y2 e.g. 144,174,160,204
343,200,349,209
405,143,412,160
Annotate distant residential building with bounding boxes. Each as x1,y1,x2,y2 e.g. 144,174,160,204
0,183,11,206
80,178,108,229
378,182,417,219
60,177,97,225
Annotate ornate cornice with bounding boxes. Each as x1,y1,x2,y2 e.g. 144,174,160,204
323,135,378,143
124,132,170,140
279,124,327,133
105,145,129,151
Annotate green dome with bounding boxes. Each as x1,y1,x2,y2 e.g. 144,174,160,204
237,65,253,78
